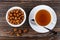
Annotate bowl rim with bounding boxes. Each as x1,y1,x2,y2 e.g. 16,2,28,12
6,6,26,27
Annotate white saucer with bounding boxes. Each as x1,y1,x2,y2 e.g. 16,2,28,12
29,5,57,33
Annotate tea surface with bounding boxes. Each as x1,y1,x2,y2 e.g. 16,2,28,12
35,10,51,26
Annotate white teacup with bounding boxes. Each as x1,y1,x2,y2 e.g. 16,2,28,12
6,6,26,27
32,6,53,27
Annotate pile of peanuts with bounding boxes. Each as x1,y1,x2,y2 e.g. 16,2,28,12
5,28,28,36
8,9,24,25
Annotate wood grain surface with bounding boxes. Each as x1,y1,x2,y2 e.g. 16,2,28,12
0,0,60,1
0,0,60,40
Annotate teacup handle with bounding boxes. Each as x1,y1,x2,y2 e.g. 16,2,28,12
30,19,36,25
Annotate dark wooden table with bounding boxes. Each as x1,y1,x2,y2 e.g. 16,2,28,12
0,0,60,40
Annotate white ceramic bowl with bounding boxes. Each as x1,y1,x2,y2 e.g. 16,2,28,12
6,6,26,27
29,5,57,33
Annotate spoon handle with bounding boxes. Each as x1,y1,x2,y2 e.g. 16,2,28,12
31,19,57,34
44,27,57,34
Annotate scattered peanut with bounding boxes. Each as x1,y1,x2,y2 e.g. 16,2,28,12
13,28,17,32
5,28,29,36
23,29,28,33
